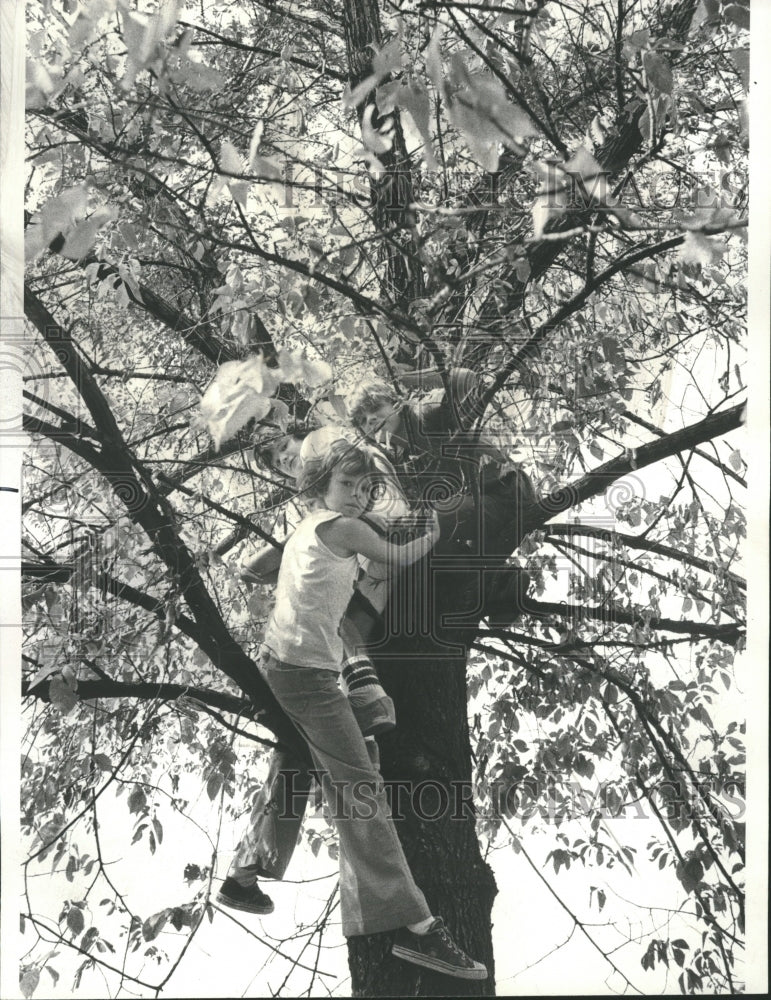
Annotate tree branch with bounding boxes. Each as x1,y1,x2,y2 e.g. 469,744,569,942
522,402,746,533
544,526,745,591
521,598,743,643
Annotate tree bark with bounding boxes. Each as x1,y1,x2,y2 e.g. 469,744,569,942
349,608,497,996
342,0,424,309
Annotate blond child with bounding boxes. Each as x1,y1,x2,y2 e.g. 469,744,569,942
255,438,487,978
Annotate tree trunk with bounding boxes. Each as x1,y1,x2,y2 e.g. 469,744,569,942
347,549,498,995
342,0,424,310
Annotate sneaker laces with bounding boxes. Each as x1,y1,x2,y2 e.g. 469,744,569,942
435,923,469,961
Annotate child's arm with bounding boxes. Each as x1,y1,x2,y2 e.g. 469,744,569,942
323,512,439,567
239,539,287,585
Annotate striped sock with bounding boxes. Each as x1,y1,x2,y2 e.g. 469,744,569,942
341,655,385,707
341,656,396,736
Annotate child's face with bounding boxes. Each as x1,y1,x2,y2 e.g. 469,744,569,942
322,467,370,518
269,437,302,479
361,402,401,442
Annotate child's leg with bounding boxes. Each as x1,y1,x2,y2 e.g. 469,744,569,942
228,748,312,883
262,659,431,937
339,600,396,737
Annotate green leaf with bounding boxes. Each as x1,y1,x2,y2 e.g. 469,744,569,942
723,4,750,29
66,905,85,937
394,82,438,170
127,786,147,815
20,968,40,999
60,208,117,261
142,909,169,942
199,357,278,450
206,771,223,800
678,231,724,266
643,51,673,94
49,677,78,715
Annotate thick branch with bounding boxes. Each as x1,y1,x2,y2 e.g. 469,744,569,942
522,403,746,534
22,677,248,716
545,524,746,592
23,286,301,748
522,598,743,643
21,560,204,645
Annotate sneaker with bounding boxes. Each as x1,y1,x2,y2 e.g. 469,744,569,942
392,917,488,980
351,693,397,736
216,877,274,915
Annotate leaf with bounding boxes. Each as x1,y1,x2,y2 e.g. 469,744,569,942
199,357,278,450
247,591,265,617
67,905,85,937
678,231,724,266
247,120,264,169
127,786,146,815
28,663,59,691
60,208,117,261
24,184,91,262
142,909,169,942
276,349,332,387
729,47,750,92
178,59,225,93
677,856,704,892
728,449,742,471
531,162,567,239
206,771,223,800
81,926,99,951
20,969,40,999
563,145,605,184
121,1,182,90
643,51,673,94
723,4,750,29
394,82,438,170
344,37,403,109
425,24,444,90
49,677,78,715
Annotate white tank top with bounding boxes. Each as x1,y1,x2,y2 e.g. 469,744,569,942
264,508,358,669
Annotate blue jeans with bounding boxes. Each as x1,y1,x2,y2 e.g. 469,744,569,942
258,647,430,937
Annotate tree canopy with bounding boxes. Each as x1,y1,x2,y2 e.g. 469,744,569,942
18,0,750,996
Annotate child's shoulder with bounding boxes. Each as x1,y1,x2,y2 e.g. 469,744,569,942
315,513,364,557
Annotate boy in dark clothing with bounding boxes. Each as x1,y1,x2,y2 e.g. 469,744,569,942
347,370,536,622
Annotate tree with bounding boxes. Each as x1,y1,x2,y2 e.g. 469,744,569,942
18,0,749,995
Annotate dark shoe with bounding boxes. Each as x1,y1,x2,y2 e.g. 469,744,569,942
216,877,274,915
351,693,397,736
392,917,488,980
